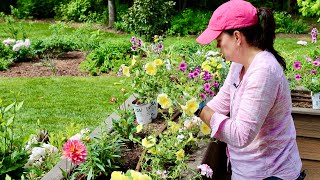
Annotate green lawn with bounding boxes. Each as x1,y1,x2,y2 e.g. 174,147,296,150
0,76,131,135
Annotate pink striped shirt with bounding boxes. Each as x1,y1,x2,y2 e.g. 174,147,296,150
207,51,302,179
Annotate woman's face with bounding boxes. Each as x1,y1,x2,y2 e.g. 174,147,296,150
216,32,238,62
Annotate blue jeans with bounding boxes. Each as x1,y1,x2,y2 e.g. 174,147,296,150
264,170,306,180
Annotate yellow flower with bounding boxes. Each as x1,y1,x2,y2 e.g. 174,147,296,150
142,136,156,148
226,60,231,65
136,124,143,133
181,98,199,116
168,121,181,133
200,122,211,135
145,62,157,75
147,147,157,154
157,93,172,109
111,171,129,180
210,58,217,66
187,132,196,142
122,65,130,77
154,59,163,66
217,63,223,69
128,170,142,180
140,174,152,180
201,61,212,71
121,88,126,92
175,149,185,161
131,58,137,66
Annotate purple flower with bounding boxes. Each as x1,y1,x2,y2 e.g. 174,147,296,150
206,89,214,96
310,69,317,74
203,83,211,91
293,61,301,70
200,93,206,100
179,62,187,71
188,73,194,79
203,73,212,81
306,57,312,62
193,71,199,77
198,164,213,178
313,61,320,66
131,46,137,51
130,37,137,44
295,74,301,81
194,67,202,73
213,81,219,88
158,43,163,50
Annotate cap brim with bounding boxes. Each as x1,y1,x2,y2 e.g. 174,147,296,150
196,28,222,45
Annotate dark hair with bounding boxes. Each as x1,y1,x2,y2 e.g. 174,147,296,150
224,8,286,71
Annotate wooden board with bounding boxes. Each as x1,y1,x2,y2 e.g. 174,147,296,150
302,160,320,180
297,137,320,161
294,114,320,138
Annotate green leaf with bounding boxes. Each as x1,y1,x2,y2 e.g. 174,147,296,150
5,175,12,180
6,116,14,126
87,167,93,180
16,101,24,111
4,102,15,113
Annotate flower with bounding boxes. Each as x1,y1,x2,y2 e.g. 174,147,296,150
295,74,301,81
175,149,185,161
200,122,211,135
198,164,213,178
311,70,317,74
297,40,307,46
111,171,129,180
157,93,172,109
154,59,163,66
168,121,181,133
179,62,187,71
313,61,320,66
142,136,156,148
136,124,143,133
121,65,130,77
294,61,301,70
177,134,185,142
62,139,87,165
145,62,157,75
181,98,199,116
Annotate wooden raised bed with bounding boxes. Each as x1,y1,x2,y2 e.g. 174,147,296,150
292,107,320,180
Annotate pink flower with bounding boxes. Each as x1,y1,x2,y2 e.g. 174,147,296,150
200,93,206,100
293,61,301,70
212,81,219,88
310,70,317,74
179,62,187,71
62,139,87,165
295,74,301,81
306,57,312,62
203,83,211,91
198,164,213,178
313,61,319,66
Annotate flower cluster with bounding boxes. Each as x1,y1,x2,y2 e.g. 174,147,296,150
289,48,320,93
111,170,152,180
311,27,318,43
198,164,213,178
24,142,59,168
2,38,31,51
130,36,142,51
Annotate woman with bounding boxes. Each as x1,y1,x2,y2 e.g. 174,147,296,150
195,0,304,179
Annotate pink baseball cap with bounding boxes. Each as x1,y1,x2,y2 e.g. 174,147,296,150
196,0,258,44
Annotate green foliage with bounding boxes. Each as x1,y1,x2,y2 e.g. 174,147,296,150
2,15,28,40
297,0,320,22
55,0,108,23
274,11,308,34
80,42,131,75
15,0,62,19
112,109,138,141
71,131,125,179
0,43,15,70
123,0,175,41
167,9,212,36
0,99,30,179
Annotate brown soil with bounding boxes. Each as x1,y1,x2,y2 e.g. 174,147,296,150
0,51,89,78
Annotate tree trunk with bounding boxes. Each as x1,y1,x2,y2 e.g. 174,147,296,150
108,0,116,28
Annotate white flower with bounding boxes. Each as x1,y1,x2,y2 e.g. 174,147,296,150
177,134,185,142
196,50,202,55
69,133,82,141
24,39,31,48
297,40,307,46
164,59,171,70
80,128,90,135
192,116,202,125
198,164,213,178
42,143,58,153
184,119,194,129
3,38,16,46
205,51,220,57
12,42,25,51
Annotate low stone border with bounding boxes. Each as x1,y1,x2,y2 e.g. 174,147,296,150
41,95,136,180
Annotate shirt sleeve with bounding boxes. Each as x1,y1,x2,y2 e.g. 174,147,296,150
210,66,280,148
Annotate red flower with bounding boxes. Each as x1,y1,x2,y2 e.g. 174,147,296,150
62,139,87,165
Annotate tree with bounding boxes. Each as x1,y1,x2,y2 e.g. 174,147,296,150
297,0,320,22
108,0,116,28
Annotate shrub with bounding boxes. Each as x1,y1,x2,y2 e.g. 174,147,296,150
15,0,63,19
167,9,212,36
80,42,131,75
274,11,308,34
123,0,175,41
297,0,320,22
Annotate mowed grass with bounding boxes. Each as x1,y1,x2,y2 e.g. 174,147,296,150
0,76,131,136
